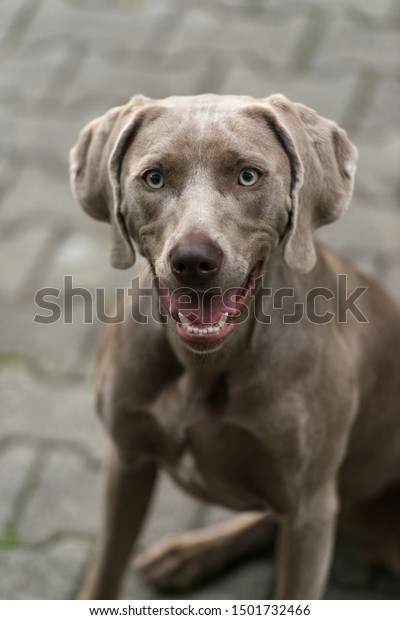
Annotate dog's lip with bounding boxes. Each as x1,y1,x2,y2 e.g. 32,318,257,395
156,260,264,348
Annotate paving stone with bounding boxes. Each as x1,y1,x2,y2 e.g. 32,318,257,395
364,77,400,139
0,262,142,380
209,0,269,9
0,167,75,229
347,0,395,18
370,568,400,598
43,230,130,291
0,224,52,299
0,538,91,600
188,558,273,600
3,47,78,104
1,0,399,602
18,450,101,543
0,366,106,460
325,584,389,600
0,304,96,378
63,52,150,110
0,168,144,292
64,54,201,114
0,444,38,532
201,504,237,529
215,13,309,69
0,112,78,173
0,0,42,59
312,16,400,77
387,0,400,21
0,0,28,36
23,0,176,59
330,538,372,590
354,136,400,212
275,73,358,125
316,201,400,270
220,64,357,124
383,267,400,301
0,162,19,207
138,473,204,551
161,8,220,58
219,62,277,98
265,0,394,19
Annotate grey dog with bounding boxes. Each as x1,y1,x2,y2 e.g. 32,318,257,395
70,94,400,599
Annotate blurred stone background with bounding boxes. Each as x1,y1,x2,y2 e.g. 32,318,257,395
0,0,399,600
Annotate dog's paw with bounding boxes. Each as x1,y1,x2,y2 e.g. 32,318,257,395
135,533,225,592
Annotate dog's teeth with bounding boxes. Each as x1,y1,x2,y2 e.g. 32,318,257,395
178,312,190,324
181,320,226,337
219,312,229,326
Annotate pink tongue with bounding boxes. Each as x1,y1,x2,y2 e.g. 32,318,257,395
168,290,241,325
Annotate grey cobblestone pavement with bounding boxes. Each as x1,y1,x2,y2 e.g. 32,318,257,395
1,0,399,600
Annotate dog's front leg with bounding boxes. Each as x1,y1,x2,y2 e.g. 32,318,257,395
79,445,157,600
275,482,337,600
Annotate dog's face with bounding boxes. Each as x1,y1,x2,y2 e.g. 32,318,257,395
70,94,357,353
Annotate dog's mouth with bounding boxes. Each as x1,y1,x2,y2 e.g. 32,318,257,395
157,261,264,352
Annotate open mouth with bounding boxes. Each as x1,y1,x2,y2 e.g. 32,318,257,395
157,260,264,351
175,309,235,350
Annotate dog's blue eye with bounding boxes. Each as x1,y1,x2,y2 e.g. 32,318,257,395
145,170,164,189
238,168,259,186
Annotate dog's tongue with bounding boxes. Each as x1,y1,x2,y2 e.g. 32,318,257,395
167,289,241,325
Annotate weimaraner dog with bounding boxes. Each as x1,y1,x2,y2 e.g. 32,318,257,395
70,94,400,599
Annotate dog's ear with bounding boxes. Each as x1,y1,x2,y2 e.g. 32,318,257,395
260,95,358,273
69,95,151,269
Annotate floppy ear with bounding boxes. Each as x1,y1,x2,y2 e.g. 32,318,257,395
261,95,358,273
69,95,151,269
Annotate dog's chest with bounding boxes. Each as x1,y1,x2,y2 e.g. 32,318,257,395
146,386,294,513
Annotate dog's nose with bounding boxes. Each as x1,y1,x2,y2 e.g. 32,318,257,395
170,236,223,286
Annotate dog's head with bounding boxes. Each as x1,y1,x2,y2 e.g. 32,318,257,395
70,94,357,352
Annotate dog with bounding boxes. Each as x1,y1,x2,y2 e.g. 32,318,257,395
70,94,400,599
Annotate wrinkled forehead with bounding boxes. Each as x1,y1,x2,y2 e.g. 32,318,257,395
159,94,253,131
128,97,284,167
158,93,256,126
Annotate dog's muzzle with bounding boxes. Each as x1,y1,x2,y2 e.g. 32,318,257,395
157,259,265,352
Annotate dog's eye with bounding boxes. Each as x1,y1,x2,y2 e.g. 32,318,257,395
238,168,259,187
145,170,164,189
